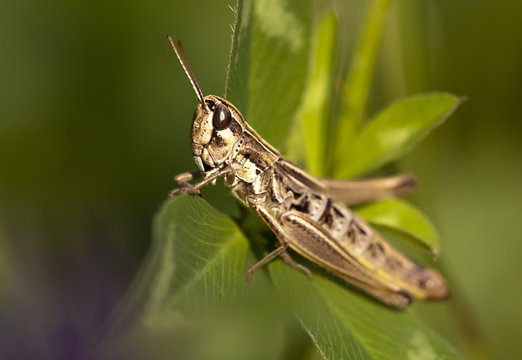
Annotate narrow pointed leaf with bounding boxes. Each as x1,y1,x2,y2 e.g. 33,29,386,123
356,199,441,255
288,11,336,176
333,0,393,167
335,93,462,178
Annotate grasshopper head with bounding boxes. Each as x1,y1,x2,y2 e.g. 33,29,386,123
191,95,245,172
167,36,246,172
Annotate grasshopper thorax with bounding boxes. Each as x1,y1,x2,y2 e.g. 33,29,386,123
191,95,246,172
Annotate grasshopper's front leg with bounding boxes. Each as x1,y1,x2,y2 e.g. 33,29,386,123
168,166,234,198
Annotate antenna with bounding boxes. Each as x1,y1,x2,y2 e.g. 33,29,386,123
167,35,206,105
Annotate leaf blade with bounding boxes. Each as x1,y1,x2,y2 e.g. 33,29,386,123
270,261,373,360
225,0,253,111
103,195,249,336
332,0,393,170
335,93,462,178
288,11,337,176
226,0,312,148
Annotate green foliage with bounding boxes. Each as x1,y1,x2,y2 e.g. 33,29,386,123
101,196,247,339
334,0,394,165
270,262,460,360
226,0,312,148
103,0,462,358
100,196,288,360
334,94,462,178
292,11,337,175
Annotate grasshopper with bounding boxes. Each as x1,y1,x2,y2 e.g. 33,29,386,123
167,36,449,308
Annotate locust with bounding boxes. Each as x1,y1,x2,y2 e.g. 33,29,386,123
166,36,449,308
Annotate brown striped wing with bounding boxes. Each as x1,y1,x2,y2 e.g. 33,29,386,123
273,158,449,307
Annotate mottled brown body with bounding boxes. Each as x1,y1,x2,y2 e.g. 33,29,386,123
225,122,447,308
167,37,449,308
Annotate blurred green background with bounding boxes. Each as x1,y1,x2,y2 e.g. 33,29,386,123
1,0,521,359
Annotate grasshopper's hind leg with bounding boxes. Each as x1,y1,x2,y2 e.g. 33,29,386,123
321,173,417,206
246,206,312,283
280,251,312,279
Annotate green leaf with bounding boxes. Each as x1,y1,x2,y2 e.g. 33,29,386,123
104,195,249,335
225,0,252,112
270,260,462,360
289,11,337,176
100,195,292,360
334,93,462,178
356,198,441,256
225,0,312,148
333,0,393,168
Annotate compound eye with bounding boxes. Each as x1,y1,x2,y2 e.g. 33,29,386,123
212,104,232,130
